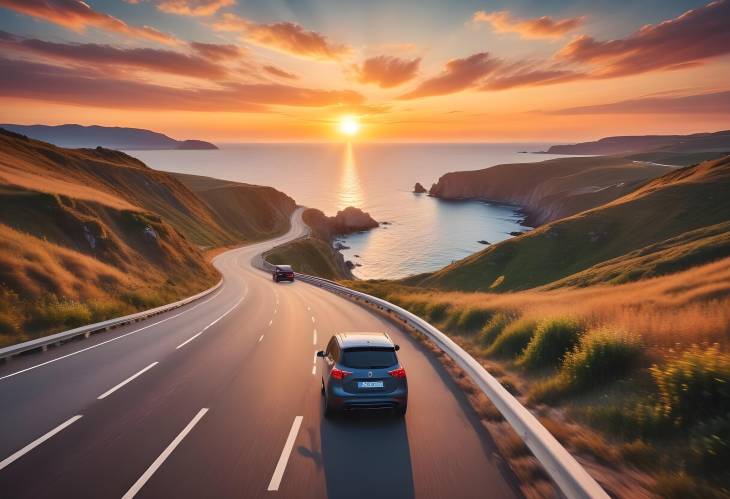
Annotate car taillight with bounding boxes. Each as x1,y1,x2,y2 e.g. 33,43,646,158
331,367,352,380
388,367,406,378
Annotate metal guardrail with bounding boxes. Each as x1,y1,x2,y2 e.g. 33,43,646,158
0,279,223,361
291,271,609,499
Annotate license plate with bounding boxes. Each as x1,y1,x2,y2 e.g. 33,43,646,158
357,381,384,389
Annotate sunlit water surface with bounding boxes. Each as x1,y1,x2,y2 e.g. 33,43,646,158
130,143,566,279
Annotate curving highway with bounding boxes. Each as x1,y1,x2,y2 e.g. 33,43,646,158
0,208,520,499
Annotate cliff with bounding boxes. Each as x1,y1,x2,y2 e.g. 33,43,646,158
429,156,671,226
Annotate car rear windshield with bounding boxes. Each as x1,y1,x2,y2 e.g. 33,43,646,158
341,347,397,368
277,266,292,272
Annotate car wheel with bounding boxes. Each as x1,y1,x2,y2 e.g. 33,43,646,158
323,393,336,419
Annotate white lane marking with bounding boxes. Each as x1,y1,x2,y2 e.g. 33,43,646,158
307,306,310,311
268,320,273,327
312,351,318,364
267,416,303,491
312,329,317,345
0,290,223,382
175,297,244,349
311,365,316,375
311,316,315,323
122,408,208,499
274,309,278,315
97,362,158,400
0,415,83,471
259,335,264,343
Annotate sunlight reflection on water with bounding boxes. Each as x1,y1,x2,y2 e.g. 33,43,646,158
337,142,364,210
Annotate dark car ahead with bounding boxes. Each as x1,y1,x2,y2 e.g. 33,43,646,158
317,332,407,417
272,264,294,282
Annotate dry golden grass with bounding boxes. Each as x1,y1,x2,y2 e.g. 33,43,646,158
379,256,730,353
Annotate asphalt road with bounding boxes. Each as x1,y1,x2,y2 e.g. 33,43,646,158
0,208,520,499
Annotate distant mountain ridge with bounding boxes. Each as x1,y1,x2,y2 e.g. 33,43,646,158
0,124,218,150
546,129,730,155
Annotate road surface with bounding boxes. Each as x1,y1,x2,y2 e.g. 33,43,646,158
0,208,520,499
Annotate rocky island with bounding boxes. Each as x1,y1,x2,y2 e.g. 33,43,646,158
413,182,427,193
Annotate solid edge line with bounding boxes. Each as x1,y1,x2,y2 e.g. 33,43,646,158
97,362,158,400
0,415,83,471
0,290,222,382
267,416,303,491
122,408,208,499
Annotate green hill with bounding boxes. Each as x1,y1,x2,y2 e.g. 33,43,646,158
410,155,730,291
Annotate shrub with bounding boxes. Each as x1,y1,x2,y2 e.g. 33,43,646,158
518,316,584,370
486,317,537,359
425,302,449,323
651,345,730,426
35,299,92,329
456,307,494,333
562,327,642,389
88,300,134,323
619,439,658,470
479,312,514,347
689,415,730,478
574,403,670,439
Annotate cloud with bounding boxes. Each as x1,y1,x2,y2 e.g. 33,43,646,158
155,0,234,16
0,32,229,78
473,10,584,39
546,90,730,114
212,13,351,61
263,65,297,79
482,67,582,90
557,0,730,77
0,57,364,111
0,0,178,44
354,55,420,88
399,52,498,99
189,41,242,60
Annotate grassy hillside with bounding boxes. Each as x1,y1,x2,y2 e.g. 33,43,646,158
429,155,671,225
413,155,730,291
0,129,295,346
347,255,730,494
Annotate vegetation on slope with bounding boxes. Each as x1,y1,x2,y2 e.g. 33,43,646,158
412,155,730,292
346,256,730,494
0,129,295,345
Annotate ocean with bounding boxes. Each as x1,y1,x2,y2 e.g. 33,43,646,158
129,143,567,279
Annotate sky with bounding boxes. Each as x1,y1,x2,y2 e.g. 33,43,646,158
0,0,728,142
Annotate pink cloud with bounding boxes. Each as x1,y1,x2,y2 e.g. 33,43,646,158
0,32,229,78
399,53,499,99
355,55,421,88
0,57,364,111
546,90,730,115
212,13,351,61
0,0,178,44
557,0,730,77
473,10,584,39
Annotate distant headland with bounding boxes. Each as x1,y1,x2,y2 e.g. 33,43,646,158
0,123,218,151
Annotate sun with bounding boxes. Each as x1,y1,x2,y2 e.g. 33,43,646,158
338,116,360,136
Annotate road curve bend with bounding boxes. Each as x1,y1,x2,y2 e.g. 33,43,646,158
0,208,520,499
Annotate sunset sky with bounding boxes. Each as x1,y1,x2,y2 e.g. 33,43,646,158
0,0,729,142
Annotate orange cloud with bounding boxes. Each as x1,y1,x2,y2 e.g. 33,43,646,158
355,55,420,88
155,0,235,17
0,57,364,111
482,67,581,90
189,41,242,60
473,10,584,39
0,0,178,44
212,13,351,61
0,32,229,78
263,65,297,79
558,0,730,77
400,53,498,99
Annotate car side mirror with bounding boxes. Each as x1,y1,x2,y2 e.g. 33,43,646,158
394,345,400,351
316,350,325,357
